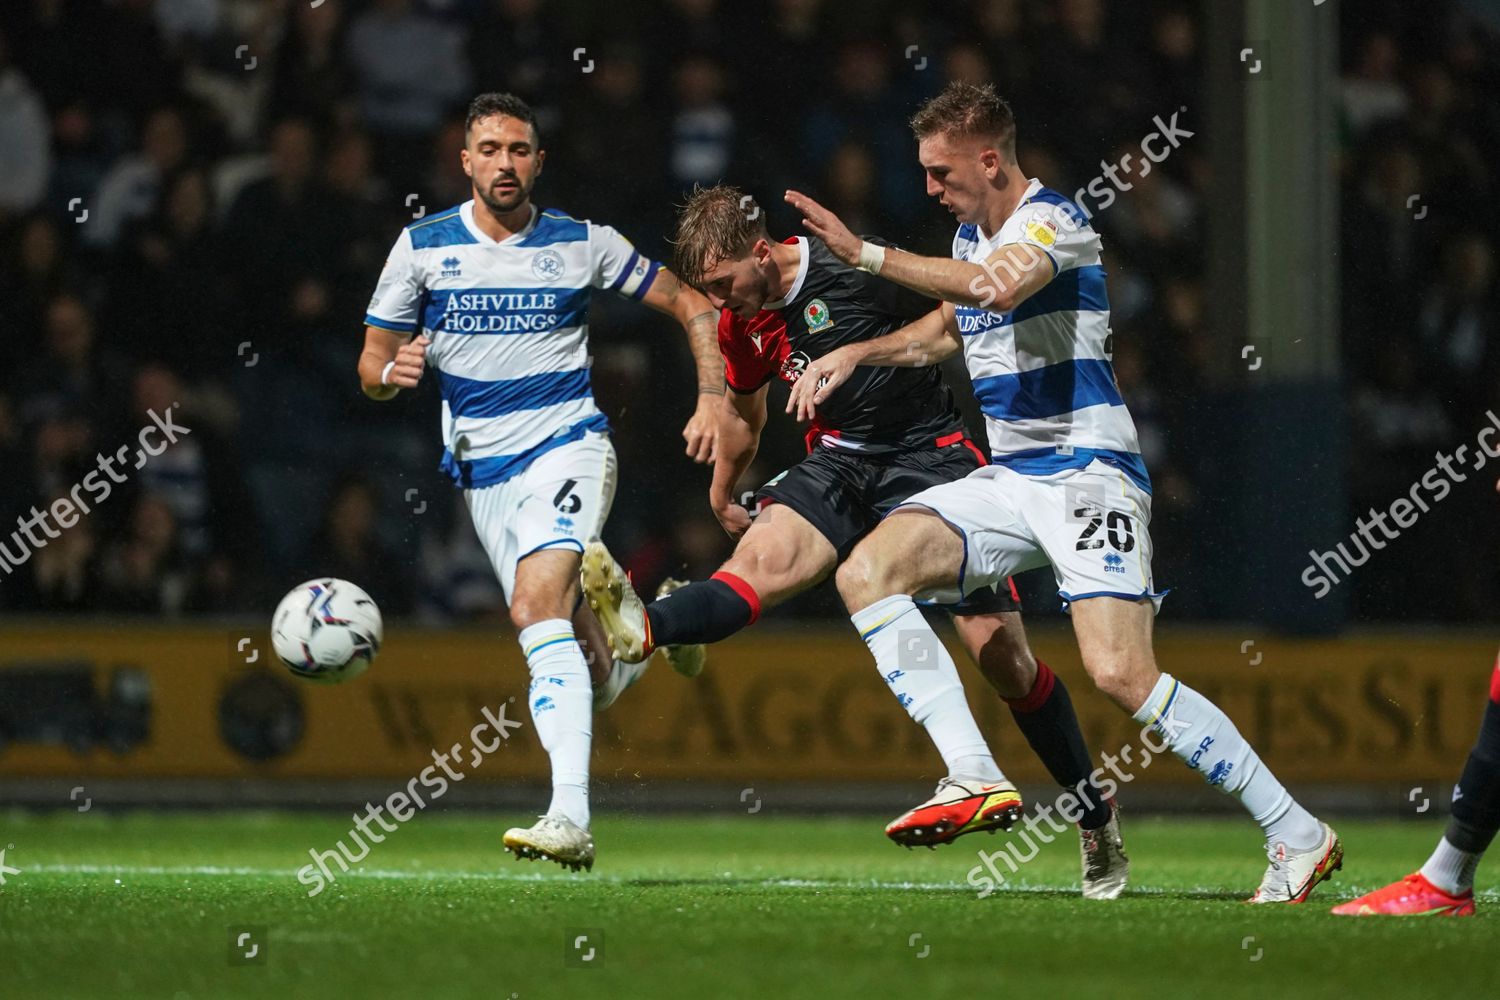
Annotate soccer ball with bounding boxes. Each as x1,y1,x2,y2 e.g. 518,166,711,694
271,578,383,684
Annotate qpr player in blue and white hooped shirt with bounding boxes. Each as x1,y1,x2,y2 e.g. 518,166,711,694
784,82,1340,905
359,93,723,869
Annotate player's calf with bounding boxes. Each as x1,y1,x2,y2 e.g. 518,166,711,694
1073,598,1338,901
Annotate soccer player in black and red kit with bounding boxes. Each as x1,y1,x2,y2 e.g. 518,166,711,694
582,186,1129,897
1334,483,1500,915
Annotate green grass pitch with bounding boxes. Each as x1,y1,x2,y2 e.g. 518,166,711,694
0,811,1492,998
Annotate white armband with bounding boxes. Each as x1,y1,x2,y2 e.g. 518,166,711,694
857,241,886,275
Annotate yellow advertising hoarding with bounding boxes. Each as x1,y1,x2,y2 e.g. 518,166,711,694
0,623,1490,785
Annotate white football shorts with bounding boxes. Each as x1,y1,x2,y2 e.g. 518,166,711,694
464,431,617,602
895,458,1167,612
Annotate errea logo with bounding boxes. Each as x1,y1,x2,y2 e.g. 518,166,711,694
440,256,462,277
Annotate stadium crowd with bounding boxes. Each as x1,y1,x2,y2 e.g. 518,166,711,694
0,0,1494,624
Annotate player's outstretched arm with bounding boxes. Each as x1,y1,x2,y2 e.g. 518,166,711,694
785,305,960,421
710,385,767,539
784,189,1053,311
640,269,726,464
358,327,428,401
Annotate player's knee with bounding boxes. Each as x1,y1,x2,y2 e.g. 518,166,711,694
836,545,903,609
724,539,798,597
1083,653,1155,711
508,588,571,631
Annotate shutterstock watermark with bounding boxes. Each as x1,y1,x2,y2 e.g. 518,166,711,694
967,107,1194,309
967,710,1191,899
1302,409,1500,599
0,405,190,576
297,703,523,897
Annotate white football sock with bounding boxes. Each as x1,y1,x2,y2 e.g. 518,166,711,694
1420,836,1481,895
851,596,1003,783
519,619,592,829
1133,673,1322,851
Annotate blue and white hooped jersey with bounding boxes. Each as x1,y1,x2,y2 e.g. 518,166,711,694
365,201,661,489
952,178,1149,493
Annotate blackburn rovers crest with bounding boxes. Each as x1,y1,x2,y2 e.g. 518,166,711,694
803,298,834,333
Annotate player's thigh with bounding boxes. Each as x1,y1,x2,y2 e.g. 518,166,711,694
951,609,1037,700
836,505,967,609
841,469,1044,609
493,434,615,627
721,501,839,606
753,450,868,561
464,480,524,602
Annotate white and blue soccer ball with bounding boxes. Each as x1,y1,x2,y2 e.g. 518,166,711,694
271,578,383,684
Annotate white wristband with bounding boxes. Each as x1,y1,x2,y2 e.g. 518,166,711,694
857,241,886,275
380,360,396,386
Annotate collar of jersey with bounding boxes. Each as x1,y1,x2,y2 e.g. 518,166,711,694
765,236,810,310
459,201,538,245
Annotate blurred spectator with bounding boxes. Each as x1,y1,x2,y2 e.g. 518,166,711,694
801,41,920,227
106,168,227,373
0,29,51,215
1416,232,1498,426
221,117,338,340
822,142,881,239
1142,5,1200,112
668,54,735,190
1341,33,1409,135
942,43,993,90
557,43,666,236
307,473,415,617
86,106,191,249
1099,136,1198,257
346,0,470,183
21,294,130,435
466,0,563,102
27,488,98,612
0,0,1485,627
420,117,473,211
269,0,354,125
418,515,506,624
97,493,188,615
0,215,75,353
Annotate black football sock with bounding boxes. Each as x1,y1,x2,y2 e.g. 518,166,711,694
1006,661,1113,830
644,571,761,648
1446,694,1500,855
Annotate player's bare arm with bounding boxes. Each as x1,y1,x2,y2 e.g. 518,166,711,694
358,327,429,401
784,189,1054,311
640,268,725,464
786,304,960,421
709,384,767,539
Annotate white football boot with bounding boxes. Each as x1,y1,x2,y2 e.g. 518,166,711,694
592,655,649,711
1248,821,1343,903
654,577,706,678
1079,805,1130,900
581,541,706,677
580,540,651,662
503,815,595,872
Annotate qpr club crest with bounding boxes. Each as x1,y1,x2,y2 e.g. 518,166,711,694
531,249,566,281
